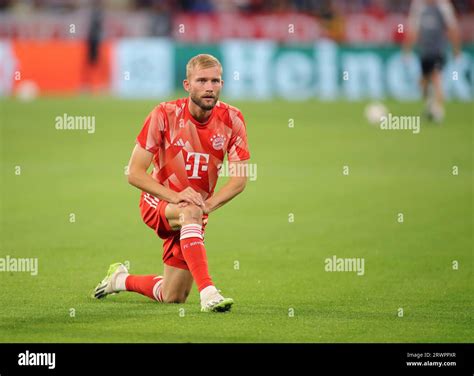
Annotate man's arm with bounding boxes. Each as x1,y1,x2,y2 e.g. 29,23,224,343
127,144,204,206
446,23,461,57
203,160,248,214
403,0,420,54
403,28,417,55
439,0,461,57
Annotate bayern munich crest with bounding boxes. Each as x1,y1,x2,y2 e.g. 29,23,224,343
210,134,226,150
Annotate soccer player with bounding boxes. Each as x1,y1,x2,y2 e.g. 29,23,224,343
93,54,250,312
404,0,461,122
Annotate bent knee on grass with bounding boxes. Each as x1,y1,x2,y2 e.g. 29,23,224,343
161,264,193,304
162,289,190,304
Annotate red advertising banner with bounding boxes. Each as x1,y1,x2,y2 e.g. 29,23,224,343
173,13,323,43
10,41,111,94
172,12,474,44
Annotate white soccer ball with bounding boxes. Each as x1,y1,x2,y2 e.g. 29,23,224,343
364,102,388,125
15,80,39,102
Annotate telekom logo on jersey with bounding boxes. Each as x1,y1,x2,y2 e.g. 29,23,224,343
185,152,209,179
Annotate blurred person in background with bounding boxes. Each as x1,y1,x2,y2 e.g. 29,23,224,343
82,0,105,92
149,0,172,37
404,0,461,122
318,0,345,42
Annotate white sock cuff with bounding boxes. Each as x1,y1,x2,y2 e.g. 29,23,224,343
114,273,129,292
152,277,164,302
180,224,203,240
200,285,217,301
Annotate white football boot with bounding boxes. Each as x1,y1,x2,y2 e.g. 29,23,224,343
200,288,234,313
92,263,128,299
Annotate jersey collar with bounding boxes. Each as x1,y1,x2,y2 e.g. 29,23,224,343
185,97,216,128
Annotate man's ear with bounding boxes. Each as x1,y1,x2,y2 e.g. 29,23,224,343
183,79,190,93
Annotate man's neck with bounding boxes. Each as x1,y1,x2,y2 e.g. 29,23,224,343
188,97,212,123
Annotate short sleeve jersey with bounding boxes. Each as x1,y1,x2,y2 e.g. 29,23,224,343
136,97,250,199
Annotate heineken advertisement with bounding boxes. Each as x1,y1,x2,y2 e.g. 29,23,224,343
1,38,472,100
112,38,474,101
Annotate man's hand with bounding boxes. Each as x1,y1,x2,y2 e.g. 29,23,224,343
200,162,248,214
177,198,211,214
128,145,205,207
174,187,204,207
202,200,213,215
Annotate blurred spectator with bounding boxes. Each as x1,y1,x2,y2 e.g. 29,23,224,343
318,0,345,41
2,0,474,13
149,0,172,36
180,0,214,12
365,0,387,18
82,0,106,92
0,0,12,11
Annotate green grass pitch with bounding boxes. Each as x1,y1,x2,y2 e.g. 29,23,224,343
0,96,472,342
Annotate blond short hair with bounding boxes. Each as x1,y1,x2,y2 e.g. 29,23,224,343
186,54,223,79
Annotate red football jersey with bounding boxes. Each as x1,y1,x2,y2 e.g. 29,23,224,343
136,97,250,200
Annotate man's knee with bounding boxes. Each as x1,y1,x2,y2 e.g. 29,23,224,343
163,290,190,304
163,296,185,304
180,204,203,225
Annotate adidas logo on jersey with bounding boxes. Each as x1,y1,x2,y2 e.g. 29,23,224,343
173,138,185,147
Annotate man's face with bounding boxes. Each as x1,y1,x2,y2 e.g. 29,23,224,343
184,66,223,111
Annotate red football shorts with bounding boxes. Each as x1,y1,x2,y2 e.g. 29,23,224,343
139,191,208,271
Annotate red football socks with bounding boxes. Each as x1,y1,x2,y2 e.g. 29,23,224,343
125,275,164,302
180,224,213,292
